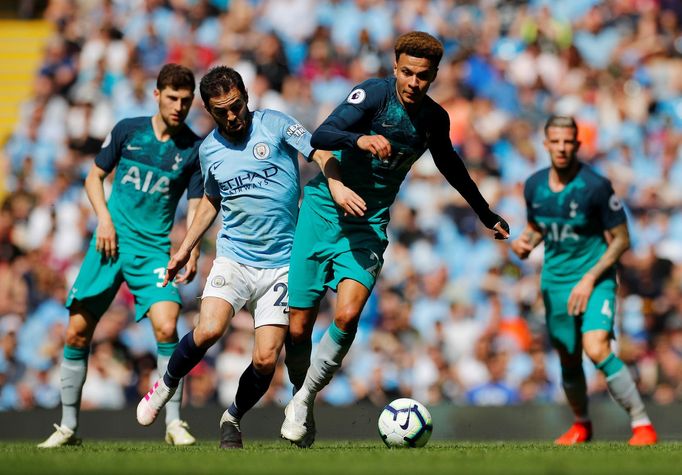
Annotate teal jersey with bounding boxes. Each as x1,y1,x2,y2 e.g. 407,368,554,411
524,163,626,286
95,117,203,255
305,77,496,231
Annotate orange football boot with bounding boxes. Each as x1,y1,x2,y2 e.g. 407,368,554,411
629,424,657,446
555,421,593,445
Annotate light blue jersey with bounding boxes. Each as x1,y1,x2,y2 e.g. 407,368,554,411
199,109,314,268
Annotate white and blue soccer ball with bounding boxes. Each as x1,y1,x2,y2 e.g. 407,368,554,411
378,398,433,448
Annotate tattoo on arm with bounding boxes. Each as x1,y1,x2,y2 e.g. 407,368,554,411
585,223,630,280
525,227,543,247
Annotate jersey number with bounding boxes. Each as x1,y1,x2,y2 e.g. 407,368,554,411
154,267,176,288
601,299,613,318
273,282,288,312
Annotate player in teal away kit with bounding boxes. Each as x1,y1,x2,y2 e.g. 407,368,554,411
511,116,657,446
135,66,364,448
39,64,203,448
280,32,510,446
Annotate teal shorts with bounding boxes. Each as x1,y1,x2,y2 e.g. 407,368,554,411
65,245,181,321
288,201,387,308
541,278,617,355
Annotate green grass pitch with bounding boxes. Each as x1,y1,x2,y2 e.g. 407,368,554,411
1,441,680,475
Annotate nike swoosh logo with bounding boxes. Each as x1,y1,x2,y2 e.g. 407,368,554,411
126,145,142,151
381,122,396,128
399,408,412,430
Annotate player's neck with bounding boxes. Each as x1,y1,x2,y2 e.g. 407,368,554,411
394,82,423,115
549,161,580,191
151,113,180,142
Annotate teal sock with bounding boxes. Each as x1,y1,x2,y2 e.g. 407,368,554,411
302,322,356,401
595,353,624,377
157,341,183,425
597,353,650,426
561,363,589,420
60,345,89,431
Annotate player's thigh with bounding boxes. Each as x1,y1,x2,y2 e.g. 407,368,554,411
121,252,182,322
252,324,287,371
147,301,181,342
66,246,124,320
542,285,582,356
581,280,617,335
288,203,334,308
202,256,250,313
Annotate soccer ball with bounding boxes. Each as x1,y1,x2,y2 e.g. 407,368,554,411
378,398,433,448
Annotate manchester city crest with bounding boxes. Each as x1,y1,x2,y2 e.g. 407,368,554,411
253,142,271,160
211,275,226,287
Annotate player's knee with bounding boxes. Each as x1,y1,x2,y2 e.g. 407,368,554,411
153,321,178,343
65,325,91,347
252,351,277,374
334,305,361,332
193,326,222,348
288,309,315,342
583,344,610,364
582,334,610,363
288,323,308,343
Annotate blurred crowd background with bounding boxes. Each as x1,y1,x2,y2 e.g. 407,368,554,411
1,0,682,412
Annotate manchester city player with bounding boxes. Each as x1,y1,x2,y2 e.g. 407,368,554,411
39,64,202,448
511,115,657,445
280,31,510,446
136,66,365,448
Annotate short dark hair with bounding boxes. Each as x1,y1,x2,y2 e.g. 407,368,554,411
156,63,196,92
544,115,578,136
199,66,247,106
394,31,443,66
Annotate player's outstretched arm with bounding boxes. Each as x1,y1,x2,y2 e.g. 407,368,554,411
430,131,509,240
175,197,202,284
164,194,220,287
84,164,117,259
567,223,630,316
311,149,367,217
511,223,543,259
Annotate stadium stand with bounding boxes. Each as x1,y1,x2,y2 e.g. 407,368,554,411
1,0,682,413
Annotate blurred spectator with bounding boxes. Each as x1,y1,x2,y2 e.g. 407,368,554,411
2,0,682,411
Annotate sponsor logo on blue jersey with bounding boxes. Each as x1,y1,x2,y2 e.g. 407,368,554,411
219,166,280,195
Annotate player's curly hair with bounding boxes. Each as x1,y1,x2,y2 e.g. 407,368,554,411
394,31,443,66
156,63,195,92
199,66,248,106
